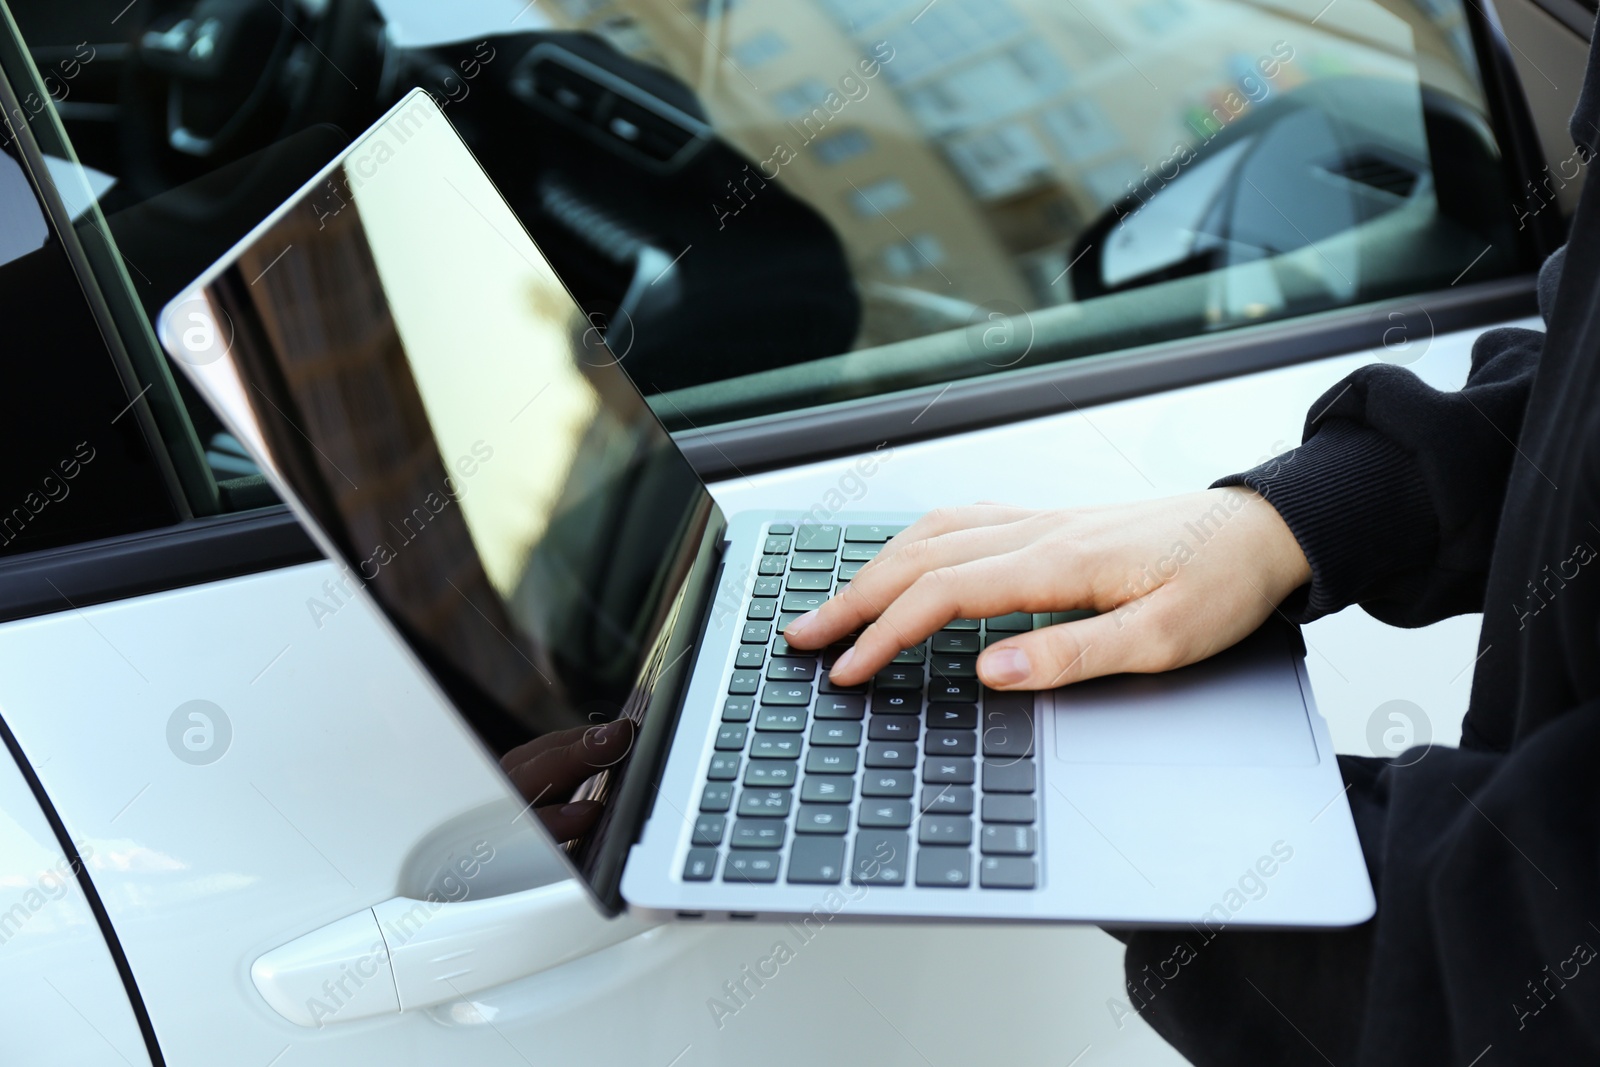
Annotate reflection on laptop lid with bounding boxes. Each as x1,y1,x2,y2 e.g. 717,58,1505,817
159,89,719,913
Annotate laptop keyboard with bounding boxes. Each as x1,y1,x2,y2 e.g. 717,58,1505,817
682,523,1039,891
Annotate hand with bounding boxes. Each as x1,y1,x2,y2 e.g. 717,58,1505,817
499,718,635,842
782,489,1310,690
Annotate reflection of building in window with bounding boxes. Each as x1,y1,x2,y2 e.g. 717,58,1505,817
882,233,945,276
1044,99,1123,163
771,79,832,119
850,176,912,216
733,29,788,67
813,128,873,165
945,123,1053,200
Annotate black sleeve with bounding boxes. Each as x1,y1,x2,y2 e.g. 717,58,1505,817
1122,702,1600,1065
1214,325,1542,627
1217,249,1562,627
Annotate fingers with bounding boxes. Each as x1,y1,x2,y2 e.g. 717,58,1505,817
536,799,604,843
976,593,1201,689
502,718,635,805
827,548,1094,685
784,508,1036,652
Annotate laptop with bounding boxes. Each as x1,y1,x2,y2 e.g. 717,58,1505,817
157,89,1373,927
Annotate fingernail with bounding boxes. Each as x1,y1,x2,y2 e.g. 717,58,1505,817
983,647,1030,685
602,718,630,739
831,647,857,677
786,609,817,635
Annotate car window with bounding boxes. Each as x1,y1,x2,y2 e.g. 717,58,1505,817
7,0,1535,494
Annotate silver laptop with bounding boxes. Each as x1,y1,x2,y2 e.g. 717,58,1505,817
158,90,1373,927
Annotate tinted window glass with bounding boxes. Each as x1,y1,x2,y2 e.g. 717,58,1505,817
9,0,1532,448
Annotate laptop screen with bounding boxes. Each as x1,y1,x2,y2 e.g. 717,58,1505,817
161,92,721,912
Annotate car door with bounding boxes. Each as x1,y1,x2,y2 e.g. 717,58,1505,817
0,0,1577,1064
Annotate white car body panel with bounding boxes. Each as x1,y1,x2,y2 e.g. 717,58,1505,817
0,318,1524,1064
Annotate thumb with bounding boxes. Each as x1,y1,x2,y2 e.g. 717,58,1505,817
976,599,1186,689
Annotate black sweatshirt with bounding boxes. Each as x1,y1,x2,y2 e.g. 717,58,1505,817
1121,33,1600,1067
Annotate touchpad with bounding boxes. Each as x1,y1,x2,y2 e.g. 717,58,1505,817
1052,625,1317,767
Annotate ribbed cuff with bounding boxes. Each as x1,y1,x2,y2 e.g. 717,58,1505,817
1213,420,1437,623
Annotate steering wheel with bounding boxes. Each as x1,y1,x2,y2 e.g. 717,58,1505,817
118,0,380,214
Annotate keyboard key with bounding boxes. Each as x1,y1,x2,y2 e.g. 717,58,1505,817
868,716,919,742
745,763,797,788
919,815,973,846
770,635,800,657
683,849,717,881
759,685,811,710
852,831,909,885
873,666,922,689
729,670,760,695
778,612,805,631
821,644,853,668
859,799,913,828
979,856,1037,889
769,523,795,536
982,759,1036,793
980,825,1038,856
763,535,792,554
925,729,976,756
791,552,836,571
722,697,754,723
815,695,866,720
931,655,976,679
982,697,1035,758
818,675,867,695
931,632,981,655
707,754,740,780
930,679,978,702
701,783,734,812
864,742,916,769
741,621,772,644
749,734,801,759
845,524,905,542
801,775,854,803
871,692,920,715
725,851,780,883
747,601,776,621
715,724,748,750
735,648,764,670
891,645,927,665
767,659,816,682
758,556,785,577
839,560,867,581
861,770,915,797
805,747,859,774
753,577,782,597
920,785,974,815
738,789,793,817
692,815,726,846
982,795,1037,824
927,704,977,729
755,707,807,732
810,721,862,746
786,572,831,592
943,618,980,631
731,819,786,849
782,591,828,613
841,544,881,562
922,757,975,784
916,846,972,888
788,836,845,884
796,804,850,834
796,524,842,551
985,612,1034,632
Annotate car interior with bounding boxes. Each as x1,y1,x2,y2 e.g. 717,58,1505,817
1,0,1548,535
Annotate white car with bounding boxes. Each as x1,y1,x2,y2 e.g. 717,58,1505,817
0,0,1580,1062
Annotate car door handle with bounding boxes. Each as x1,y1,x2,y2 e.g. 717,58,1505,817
251,880,657,1026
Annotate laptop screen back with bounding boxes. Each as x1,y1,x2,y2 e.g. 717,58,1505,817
159,92,720,912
